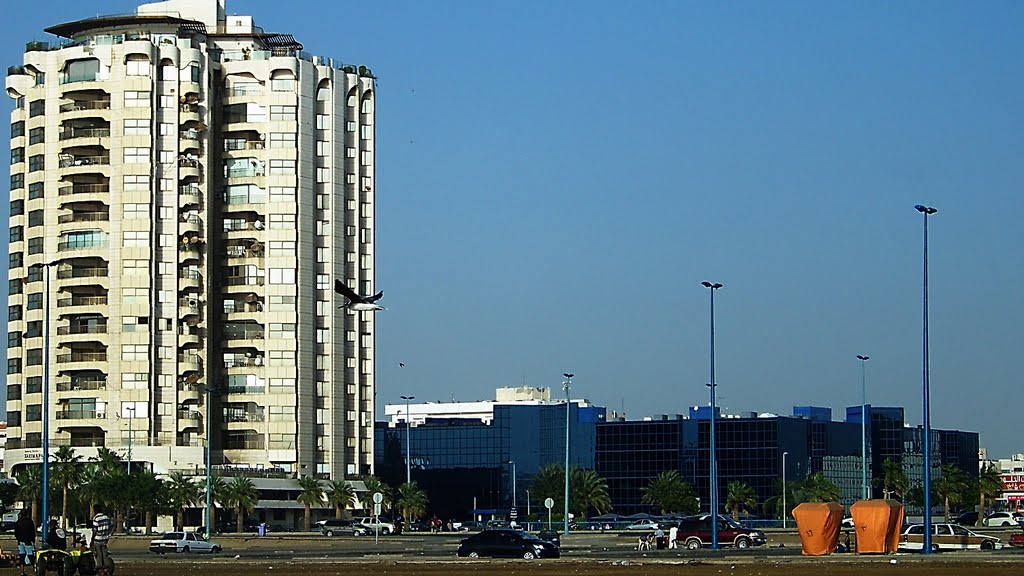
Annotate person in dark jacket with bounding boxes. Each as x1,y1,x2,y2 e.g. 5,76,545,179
14,508,35,576
47,519,67,551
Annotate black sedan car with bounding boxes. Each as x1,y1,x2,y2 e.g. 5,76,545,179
457,529,560,560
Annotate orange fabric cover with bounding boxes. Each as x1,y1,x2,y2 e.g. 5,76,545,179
791,502,844,556
850,499,904,554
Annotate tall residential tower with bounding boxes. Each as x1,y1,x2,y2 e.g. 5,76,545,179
5,0,377,483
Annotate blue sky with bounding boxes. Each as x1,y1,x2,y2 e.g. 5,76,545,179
2,1,1021,456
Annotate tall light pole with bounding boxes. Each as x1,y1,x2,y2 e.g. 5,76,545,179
856,355,870,500
507,460,517,508
915,204,937,554
400,395,415,484
126,405,136,475
41,261,55,529
782,451,788,529
701,281,723,550
562,372,574,535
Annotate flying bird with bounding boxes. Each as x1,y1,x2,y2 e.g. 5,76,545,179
334,280,385,311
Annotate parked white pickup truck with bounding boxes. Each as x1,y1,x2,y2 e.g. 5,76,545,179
354,517,395,535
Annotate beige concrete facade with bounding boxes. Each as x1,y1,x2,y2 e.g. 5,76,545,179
4,0,376,484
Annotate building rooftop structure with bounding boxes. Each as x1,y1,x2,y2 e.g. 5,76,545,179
383,387,595,427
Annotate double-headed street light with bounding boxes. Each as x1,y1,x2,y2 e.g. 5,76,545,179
701,281,723,550
915,204,938,554
856,355,870,500
400,395,415,484
562,372,574,535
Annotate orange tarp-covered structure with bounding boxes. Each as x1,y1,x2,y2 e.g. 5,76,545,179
850,499,904,554
791,502,844,556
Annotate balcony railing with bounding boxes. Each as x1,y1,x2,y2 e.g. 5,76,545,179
222,439,266,450
59,184,109,196
177,410,202,421
58,211,109,224
59,127,110,140
224,140,265,150
56,410,105,419
226,384,265,395
223,328,264,341
56,324,108,335
58,240,107,252
178,353,203,366
180,184,201,196
59,101,111,113
59,155,110,168
224,411,264,423
56,352,107,363
179,269,202,280
224,276,264,286
56,296,108,307
56,378,108,391
56,267,108,279
223,356,264,368
225,167,264,178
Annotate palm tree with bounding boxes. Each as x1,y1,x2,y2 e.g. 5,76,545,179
166,472,202,530
977,463,1003,528
361,476,392,514
570,468,612,519
798,472,840,503
763,478,799,521
641,470,698,515
933,464,968,523
877,458,908,500
125,470,167,535
725,481,758,520
529,464,567,514
296,476,324,532
15,465,42,524
222,477,259,534
396,482,428,528
207,476,228,531
77,464,104,519
327,480,357,519
52,446,82,529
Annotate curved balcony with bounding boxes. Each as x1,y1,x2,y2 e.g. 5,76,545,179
58,182,109,203
58,99,112,123
56,295,108,309
59,76,107,95
179,101,200,124
179,238,205,263
178,268,202,291
179,214,203,235
178,324,203,347
178,297,201,320
55,350,107,366
223,296,263,321
222,431,264,451
179,184,202,209
58,154,110,177
58,210,109,225
222,277,264,298
56,322,108,339
178,352,203,375
178,157,201,180
179,128,202,151
225,242,264,264
177,379,203,404
55,265,108,288
177,409,203,431
55,374,108,392
56,409,107,423
59,126,110,148
223,324,264,346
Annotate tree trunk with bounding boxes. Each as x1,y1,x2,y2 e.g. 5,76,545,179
335,505,342,520
177,510,185,531
62,486,69,529
146,511,154,535
31,500,39,526
978,494,985,527
236,507,244,534
304,504,311,532
943,496,950,523
115,509,125,534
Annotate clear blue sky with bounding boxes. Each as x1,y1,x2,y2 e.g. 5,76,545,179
3,1,1021,457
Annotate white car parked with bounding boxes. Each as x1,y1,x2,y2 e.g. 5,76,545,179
625,520,661,531
983,511,1024,527
899,523,1003,551
149,531,223,554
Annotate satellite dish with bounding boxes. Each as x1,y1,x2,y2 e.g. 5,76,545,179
258,133,266,140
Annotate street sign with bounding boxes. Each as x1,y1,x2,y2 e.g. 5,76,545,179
372,492,384,504
373,502,382,516
544,498,554,510
510,507,518,520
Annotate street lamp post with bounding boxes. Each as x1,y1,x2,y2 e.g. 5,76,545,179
507,460,517,509
126,406,136,475
701,281,723,550
915,204,937,554
856,355,870,500
782,451,788,529
562,373,574,535
41,262,55,529
400,396,415,484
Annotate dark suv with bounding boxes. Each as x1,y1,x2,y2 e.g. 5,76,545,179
675,515,766,550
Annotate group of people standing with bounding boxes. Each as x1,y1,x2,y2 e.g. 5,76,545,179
12,504,113,576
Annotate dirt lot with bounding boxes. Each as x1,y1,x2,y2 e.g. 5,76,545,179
112,559,1024,576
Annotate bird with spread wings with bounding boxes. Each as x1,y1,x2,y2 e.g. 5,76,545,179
334,280,385,311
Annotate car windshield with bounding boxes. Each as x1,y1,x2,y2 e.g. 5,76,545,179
515,530,542,541
163,532,183,539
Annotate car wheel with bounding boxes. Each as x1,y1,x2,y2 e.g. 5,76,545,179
1002,521,1011,527
981,540,995,550
212,546,221,553
382,527,391,535
182,546,190,553
522,551,536,560
326,530,334,537
930,543,940,553
686,538,701,550
468,551,480,558
735,537,751,549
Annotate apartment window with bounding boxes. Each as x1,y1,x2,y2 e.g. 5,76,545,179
190,63,201,82
268,159,295,175
28,182,43,199
6,412,21,427
268,241,295,256
123,231,149,246
317,221,330,235
8,305,22,321
269,187,295,202
315,114,329,130
9,226,23,243
158,150,174,164
268,350,295,366
122,259,147,275
28,127,44,145
29,100,44,117
271,77,295,92
125,57,150,76
25,404,42,422
26,265,42,284
11,147,24,164
7,358,21,375
316,247,330,262
159,63,177,81
316,167,330,183
269,214,295,229
346,121,356,132
28,210,43,227
28,155,44,172
121,344,148,361
346,147,356,158
361,99,373,114
360,150,372,166
269,133,296,148
8,331,21,349
158,123,173,136
361,125,373,140
123,204,148,219
26,293,42,310
11,173,24,190
124,119,149,135
158,94,175,109
123,175,150,191
122,288,148,303
9,252,23,269
121,401,148,418
26,348,42,366
122,316,149,332
122,373,148,389
268,323,296,338
268,295,295,311
268,268,295,284
317,328,330,344
11,121,24,138
361,202,372,217
125,91,150,107
269,105,296,121
9,199,23,216
316,194,329,210
316,141,329,157
27,237,43,255
124,147,150,163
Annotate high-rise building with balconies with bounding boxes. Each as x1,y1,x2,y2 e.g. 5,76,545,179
4,0,377,488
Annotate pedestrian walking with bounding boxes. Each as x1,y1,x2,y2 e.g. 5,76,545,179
91,504,113,576
668,525,678,549
14,508,35,576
